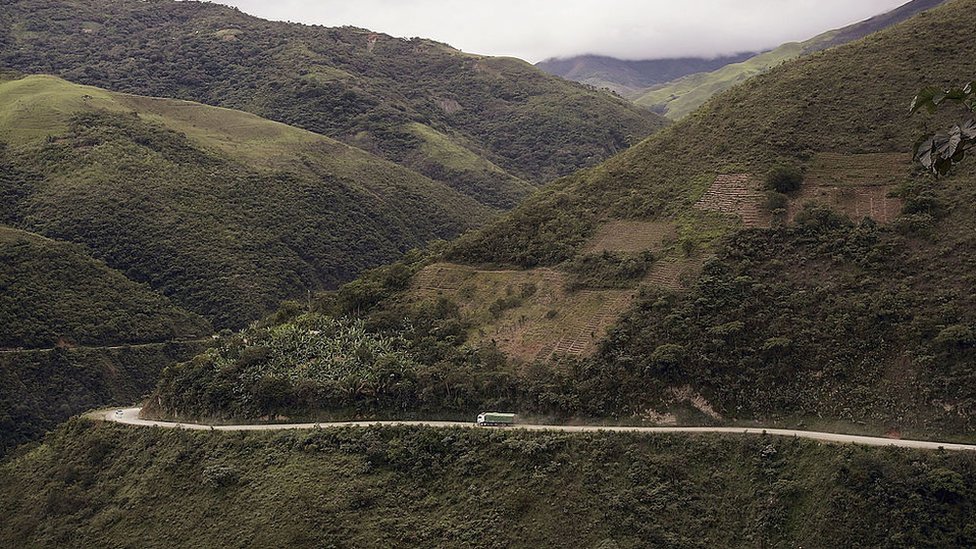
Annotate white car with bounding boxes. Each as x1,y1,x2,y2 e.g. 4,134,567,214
115,410,124,417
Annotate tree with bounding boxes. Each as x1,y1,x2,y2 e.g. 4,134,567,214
764,165,803,194
910,82,976,176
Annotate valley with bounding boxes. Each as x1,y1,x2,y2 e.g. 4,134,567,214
2,0,976,546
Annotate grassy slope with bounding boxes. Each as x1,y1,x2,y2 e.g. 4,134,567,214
634,42,806,119
633,0,947,118
2,421,976,548
0,0,667,205
0,74,490,328
451,0,976,268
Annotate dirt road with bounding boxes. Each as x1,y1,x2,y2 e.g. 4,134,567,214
100,408,976,452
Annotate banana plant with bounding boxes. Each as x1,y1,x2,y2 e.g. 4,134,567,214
911,82,976,176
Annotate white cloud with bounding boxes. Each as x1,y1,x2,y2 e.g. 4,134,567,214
210,0,911,62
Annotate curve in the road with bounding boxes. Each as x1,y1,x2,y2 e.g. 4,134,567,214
100,408,976,452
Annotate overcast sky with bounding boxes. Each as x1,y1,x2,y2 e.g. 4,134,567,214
210,0,910,63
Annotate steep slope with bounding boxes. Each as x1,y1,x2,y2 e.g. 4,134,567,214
634,0,947,118
536,53,756,96
0,0,667,203
3,421,976,548
151,0,976,435
442,0,976,430
0,74,490,328
0,225,211,455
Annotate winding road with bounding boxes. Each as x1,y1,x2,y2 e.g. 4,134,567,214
102,408,976,452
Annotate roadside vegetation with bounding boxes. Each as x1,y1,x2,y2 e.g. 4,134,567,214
3,421,976,548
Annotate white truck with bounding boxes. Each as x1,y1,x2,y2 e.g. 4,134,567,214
476,412,517,426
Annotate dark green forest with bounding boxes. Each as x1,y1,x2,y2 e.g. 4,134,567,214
0,226,210,349
0,341,208,455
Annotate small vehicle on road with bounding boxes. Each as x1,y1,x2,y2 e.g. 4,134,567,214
476,412,516,426
115,410,124,417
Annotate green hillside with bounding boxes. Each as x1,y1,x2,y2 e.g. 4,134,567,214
0,226,209,349
0,0,667,204
150,0,976,436
0,74,491,328
633,43,805,119
633,0,946,118
0,225,211,455
3,421,976,548
441,0,976,431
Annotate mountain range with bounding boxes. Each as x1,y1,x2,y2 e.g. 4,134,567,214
3,0,976,545
0,0,667,455
535,52,756,97
541,0,947,119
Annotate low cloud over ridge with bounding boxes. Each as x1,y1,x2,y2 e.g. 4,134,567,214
211,0,909,62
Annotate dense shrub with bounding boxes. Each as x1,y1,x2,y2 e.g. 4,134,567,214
6,421,976,547
764,165,804,193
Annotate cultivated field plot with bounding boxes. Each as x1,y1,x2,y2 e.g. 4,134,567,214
791,153,908,224
641,258,703,292
409,263,634,361
805,152,911,187
695,174,768,228
789,185,903,224
583,220,677,254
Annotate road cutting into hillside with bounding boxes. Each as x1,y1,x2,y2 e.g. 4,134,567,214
100,408,976,452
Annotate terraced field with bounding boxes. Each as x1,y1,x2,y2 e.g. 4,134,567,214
583,220,677,254
789,153,909,224
410,263,633,361
694,174,768,228
641,258,703,292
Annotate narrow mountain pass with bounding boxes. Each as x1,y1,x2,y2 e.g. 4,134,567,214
100,408,976,452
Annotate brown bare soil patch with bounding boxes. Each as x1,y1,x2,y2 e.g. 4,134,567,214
583,220,676,254
435,98,462,114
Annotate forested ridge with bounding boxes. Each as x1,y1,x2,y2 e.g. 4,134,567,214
0,0,668,207
0,74,490,329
